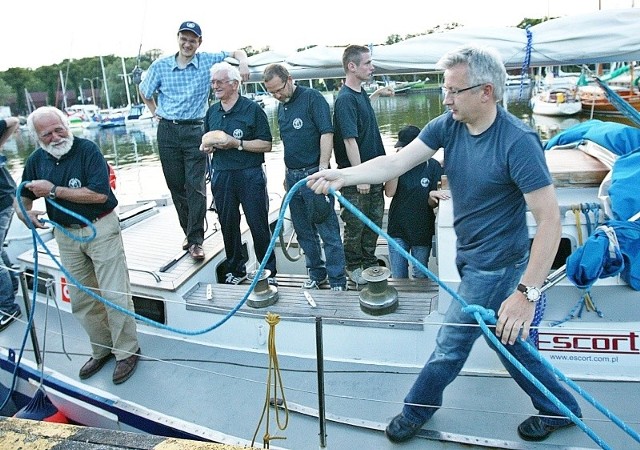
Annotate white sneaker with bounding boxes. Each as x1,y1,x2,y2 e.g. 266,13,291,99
330,286,347,291
224,273,247,285
0,309,21,331
268,277,278,286
302,276,328,289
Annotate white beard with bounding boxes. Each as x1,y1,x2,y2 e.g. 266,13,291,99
41,134,74,159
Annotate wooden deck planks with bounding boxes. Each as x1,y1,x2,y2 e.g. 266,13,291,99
186,275,438,330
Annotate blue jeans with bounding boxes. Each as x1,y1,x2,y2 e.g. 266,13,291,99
286,167,346,288
402,257,582,426
388,237,430,279
0,206,21,315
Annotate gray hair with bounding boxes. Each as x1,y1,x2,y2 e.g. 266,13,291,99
210,61,241,88
436,44,507,102
26,106,70,138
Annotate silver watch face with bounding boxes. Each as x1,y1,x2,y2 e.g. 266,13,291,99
527,287,541,302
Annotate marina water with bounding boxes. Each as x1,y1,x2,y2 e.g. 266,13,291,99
4,87,630,202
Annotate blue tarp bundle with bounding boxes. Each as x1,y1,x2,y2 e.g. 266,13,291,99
545,119,640,155
609,147,640,221
566,221,640,290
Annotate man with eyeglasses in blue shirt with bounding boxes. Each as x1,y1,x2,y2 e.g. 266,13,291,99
139,21,249,261
308,44,581,444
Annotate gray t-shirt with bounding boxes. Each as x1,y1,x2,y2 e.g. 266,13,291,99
420,107,552,270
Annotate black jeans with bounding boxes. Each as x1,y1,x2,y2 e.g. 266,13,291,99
157,120,207,245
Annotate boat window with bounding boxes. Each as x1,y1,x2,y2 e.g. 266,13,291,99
132,295,165,324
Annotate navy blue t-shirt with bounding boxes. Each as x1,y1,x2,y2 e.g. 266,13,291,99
387,158,443,246
333,85,385,168
205,95,272,171
0,120,17,211
278,85,333,169
420,107,552,270
20,137,117,226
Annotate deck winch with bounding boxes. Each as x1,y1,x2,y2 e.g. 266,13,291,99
358,266,398,315
247,269,278,308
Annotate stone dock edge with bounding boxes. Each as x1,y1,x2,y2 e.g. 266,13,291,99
0,417,248,449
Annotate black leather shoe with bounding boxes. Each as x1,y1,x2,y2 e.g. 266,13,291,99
517,415,576,441
188,244,205,260
385,413,424,443
113,348,140,384
79,354,113,379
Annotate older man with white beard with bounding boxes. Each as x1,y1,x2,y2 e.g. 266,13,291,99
15,106,141,385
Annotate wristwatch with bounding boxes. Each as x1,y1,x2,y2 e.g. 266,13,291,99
517,283,541,302
48,185,57,200
237,139,244,151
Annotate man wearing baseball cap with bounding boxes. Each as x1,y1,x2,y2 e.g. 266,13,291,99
139,21,249,261
384,125,445,279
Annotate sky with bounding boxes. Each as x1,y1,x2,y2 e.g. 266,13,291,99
2,0,635,72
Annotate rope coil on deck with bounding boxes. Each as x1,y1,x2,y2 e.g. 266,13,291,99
251,312,289,448
13,179,640,449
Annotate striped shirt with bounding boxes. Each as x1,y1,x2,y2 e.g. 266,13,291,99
139,51,229,120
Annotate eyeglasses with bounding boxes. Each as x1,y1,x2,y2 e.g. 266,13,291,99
441,83,484,97
211,79,234,86
269,79,288,96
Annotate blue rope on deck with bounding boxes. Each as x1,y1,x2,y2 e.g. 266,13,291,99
323,181,639,449
15,179,640,448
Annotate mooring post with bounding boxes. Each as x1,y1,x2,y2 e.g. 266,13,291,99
315,316,327,448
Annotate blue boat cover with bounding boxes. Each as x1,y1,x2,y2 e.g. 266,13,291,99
567,221,640,290
545,119,640,155
609,147,640,221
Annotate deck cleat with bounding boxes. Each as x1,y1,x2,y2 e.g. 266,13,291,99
358,266,399,315
247,269,279,308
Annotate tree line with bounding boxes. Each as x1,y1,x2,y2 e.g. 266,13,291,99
0,18,544,116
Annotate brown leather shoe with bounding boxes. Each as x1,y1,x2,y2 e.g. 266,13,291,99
188,244,205,260
79,354,113,379
113,349,140,385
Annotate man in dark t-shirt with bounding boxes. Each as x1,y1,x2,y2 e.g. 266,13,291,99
263,64,347,291
0,117,21,330
17,107,140,384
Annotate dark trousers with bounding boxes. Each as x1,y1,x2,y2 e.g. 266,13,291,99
211,166,276,277
340,184,384,271
157,120,207,245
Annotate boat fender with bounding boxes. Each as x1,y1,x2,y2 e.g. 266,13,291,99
108,163,117,190
14,388,69,423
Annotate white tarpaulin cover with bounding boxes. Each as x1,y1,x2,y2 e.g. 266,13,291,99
247,8,640,81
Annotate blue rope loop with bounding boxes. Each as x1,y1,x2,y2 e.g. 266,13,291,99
15,178,640,448
518,26,533,100
325,180,637,448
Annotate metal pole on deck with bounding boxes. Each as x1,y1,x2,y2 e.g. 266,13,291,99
315,316,327,448
18,270,41,366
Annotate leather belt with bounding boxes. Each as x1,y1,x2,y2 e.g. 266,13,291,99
64,209,114,229
160,118,204,125
286,164,319,173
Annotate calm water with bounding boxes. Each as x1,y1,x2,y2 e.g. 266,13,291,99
5,87,631,201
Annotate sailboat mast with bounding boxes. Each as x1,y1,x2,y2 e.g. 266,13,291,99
121,57,132,107
100,55,112,110
59,70,68,110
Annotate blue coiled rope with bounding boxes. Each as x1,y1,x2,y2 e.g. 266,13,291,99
15,179,640,448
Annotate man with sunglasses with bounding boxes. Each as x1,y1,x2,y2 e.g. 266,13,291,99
307,44,581,443
263,63,347,291
139,21,249,261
